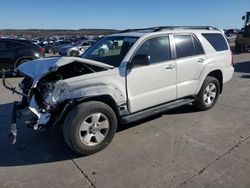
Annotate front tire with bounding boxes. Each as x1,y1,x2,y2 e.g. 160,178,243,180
194,76,220,111
63,101,117,155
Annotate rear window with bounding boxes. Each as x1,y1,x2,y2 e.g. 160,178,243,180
18,40,39,48
0,41,13,50
202,33,228,51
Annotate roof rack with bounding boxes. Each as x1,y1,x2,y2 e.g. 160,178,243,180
119,26,220,33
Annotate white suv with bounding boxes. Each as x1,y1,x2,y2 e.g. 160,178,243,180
4,26,234,155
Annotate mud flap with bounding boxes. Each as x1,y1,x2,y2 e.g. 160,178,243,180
9,101,17,144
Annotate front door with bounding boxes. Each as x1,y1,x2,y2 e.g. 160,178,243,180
126,35,177,113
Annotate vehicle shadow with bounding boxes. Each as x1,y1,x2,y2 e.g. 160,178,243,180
241,75,250,79
0,102,76,167
117,104,199,132
0,102,198,167
234,61,250,74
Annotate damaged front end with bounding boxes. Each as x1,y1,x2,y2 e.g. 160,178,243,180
2,57,115,144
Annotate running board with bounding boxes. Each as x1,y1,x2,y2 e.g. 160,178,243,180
121,98,195,124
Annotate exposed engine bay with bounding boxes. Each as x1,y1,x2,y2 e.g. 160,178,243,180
20,61,106,109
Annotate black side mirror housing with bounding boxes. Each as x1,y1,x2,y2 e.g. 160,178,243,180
131,54,150,67
242,15,246,20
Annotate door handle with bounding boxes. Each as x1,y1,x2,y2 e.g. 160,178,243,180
165,64,175,69
197,58,205,63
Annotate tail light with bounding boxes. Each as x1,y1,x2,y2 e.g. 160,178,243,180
231,50,234,65
39,47,45,57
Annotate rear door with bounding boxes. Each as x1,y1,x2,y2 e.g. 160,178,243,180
173,34,207,98
126,35,177,113
0,41,15,70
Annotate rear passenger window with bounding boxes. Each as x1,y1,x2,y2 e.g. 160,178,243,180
135,36,171,64
202,33,228,51
174,35,204,59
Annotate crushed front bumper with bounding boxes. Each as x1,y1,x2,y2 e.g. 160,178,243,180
2,70,31,144
1,70,22,144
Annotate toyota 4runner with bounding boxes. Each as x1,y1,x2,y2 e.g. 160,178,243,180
3,26,234,155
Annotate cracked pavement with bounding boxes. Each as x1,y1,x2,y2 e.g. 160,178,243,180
0,53,250,188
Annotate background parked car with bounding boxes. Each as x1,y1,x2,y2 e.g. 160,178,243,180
59,40,95,57
44,40,73,54
0,38,45,70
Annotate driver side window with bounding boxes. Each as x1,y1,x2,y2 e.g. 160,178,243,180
134,36,171,64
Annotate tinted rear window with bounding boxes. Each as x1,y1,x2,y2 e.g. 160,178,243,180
174,35,194,58
202,33,228,51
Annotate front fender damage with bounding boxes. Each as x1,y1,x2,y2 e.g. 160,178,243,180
4,57,125,143
45,80,126,106
25,80,125,130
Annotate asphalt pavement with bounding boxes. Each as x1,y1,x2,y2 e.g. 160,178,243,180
0,53,250,188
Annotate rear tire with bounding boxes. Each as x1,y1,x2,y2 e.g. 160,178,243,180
194,76,220,111
63,101,117,156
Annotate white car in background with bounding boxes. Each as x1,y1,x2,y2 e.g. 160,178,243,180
59,40,95,57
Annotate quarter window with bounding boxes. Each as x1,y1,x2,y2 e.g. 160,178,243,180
135,36,171,64
192,36,204,55
202,33,228,51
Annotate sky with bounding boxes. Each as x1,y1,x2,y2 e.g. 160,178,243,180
0,0,249,30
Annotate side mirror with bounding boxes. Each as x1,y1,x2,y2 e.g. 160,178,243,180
131,54,150,67
242,15,246,20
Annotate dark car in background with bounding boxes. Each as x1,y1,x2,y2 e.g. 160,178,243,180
44,40,73,54
0,38,45,70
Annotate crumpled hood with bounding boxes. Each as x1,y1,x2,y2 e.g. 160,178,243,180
17,57,114,82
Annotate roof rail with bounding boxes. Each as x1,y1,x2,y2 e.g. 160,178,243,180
119,26,220,33
154,26,220,31
119,28,154,33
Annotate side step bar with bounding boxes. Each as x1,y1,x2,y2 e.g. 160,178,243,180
121,98,195,124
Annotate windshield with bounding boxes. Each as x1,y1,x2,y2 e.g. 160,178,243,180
82,36,138,67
